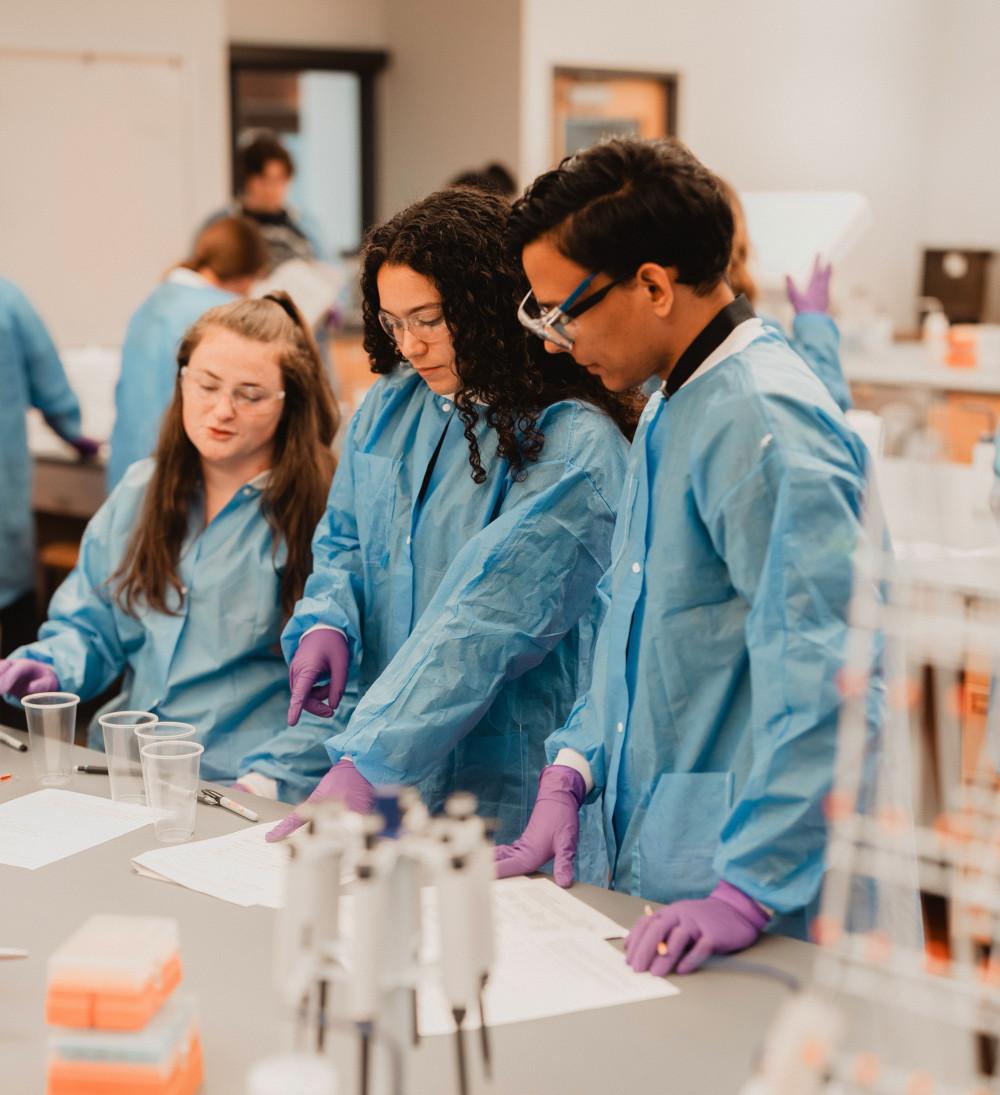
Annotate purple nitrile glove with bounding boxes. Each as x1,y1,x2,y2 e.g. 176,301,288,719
265,759,375,842
69,436,101,461
287,629,350,726
786,255,832,315
0,659,60,700
493,764,585,887
624,880,770,976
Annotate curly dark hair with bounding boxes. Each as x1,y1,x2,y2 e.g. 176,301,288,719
360,187,641,483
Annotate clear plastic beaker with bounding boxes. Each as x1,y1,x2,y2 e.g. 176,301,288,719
140,740,204,843
135,722,196,804
23,692,80,786
100,711,157,804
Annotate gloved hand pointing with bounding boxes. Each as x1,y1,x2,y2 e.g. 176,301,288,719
287,629,350,726
786,255,832,315
266,759,375,842
493,764,585,887
624,880,769,976
0,659,60,699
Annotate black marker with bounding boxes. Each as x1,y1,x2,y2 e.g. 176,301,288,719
75,765,109,775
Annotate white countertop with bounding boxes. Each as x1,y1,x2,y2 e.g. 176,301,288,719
844,341,1000,394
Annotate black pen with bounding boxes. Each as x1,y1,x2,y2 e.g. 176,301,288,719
75,765,109,775
0,729,27,753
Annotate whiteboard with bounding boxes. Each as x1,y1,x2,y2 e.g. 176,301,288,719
0,48,190,346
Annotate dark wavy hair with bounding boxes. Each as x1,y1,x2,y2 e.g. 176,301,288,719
360,188,640,482
508,137,734,295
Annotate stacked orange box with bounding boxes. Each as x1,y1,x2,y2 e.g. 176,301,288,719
45,915,203,1095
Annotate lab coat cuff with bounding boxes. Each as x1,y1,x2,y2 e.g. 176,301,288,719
303,624,348,641
553,749,594,794
237,771,279,800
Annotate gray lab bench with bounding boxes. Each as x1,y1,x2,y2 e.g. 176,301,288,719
0,734,817,1095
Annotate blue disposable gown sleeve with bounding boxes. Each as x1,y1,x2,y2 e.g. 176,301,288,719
329,426,625,785
788,313,851,413
280,412,365,667
7,492,130,699
543,561,617,794
234,701,358,803
696,401,868,914
13,286,82,440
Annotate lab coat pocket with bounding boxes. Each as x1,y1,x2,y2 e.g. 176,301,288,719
637,771,734,904
353,453,399,566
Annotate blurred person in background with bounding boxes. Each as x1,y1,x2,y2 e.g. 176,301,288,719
206,131,320,272
448,161,518,199
107,217,268,489
0,278,98,684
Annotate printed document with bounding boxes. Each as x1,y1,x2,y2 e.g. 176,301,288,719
0,790,163,870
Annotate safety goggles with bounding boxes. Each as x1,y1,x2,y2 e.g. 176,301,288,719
517,271,629,351
180,367,285,416
378,308,450,345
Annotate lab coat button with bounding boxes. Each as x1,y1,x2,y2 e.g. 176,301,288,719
441,402,452,412
631,562,641,574
616,721,624,733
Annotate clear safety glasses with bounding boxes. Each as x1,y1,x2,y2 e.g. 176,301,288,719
180,367,286,416
378,308,450,346
517,271,629,351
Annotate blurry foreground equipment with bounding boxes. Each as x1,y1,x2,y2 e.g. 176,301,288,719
742,467,1000,1094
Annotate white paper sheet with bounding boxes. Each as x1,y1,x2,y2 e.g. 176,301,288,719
417,929,677,1035
338,877,675,1034
132,825,289,908
494,877,627,939
0,790,164,870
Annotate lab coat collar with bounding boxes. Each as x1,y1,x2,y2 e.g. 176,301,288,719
167,266,213,289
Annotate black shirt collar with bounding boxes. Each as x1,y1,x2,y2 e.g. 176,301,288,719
662,294,756,400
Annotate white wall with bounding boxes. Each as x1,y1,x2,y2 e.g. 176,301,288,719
921,0,1000,320
520,0,934,329
226,0,387,47
379,0,521,219
1,0,229,345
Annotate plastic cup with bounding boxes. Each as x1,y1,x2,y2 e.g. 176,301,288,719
23,692,80,786
135,722,196,804
100,711,157,804
140,740,204,843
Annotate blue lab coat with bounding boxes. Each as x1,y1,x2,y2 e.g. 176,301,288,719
0,279,82,609
548,326,870,936
780,312,851,414
277,367,630,843
642,312,850,413
107,277,235,489
8,460,330,800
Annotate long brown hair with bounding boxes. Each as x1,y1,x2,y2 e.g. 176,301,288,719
714,176,759,305
113,292,338,620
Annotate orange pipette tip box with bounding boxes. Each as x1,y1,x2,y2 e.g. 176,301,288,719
46,915,182,1031
47,995,202,1095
